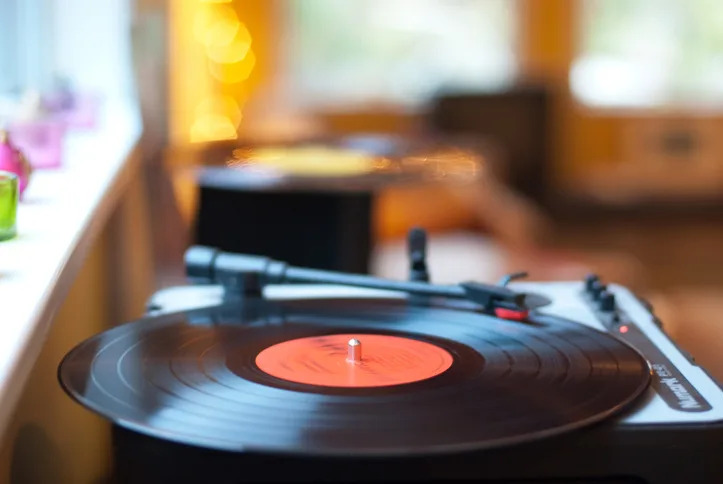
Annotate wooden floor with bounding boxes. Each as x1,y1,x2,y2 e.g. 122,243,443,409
551,212,723,291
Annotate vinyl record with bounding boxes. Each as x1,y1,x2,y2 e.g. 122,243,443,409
59,297,651,456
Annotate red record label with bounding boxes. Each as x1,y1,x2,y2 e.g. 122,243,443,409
255,333,454,388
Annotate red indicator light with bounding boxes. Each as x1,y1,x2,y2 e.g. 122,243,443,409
619,325,629,334
494,308,529,321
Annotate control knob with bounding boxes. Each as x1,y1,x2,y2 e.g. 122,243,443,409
598,290,616,312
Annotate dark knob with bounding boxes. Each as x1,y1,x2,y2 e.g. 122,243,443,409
584,274,599,292
408,227,429,282
599,290,615,312
590,281,606,299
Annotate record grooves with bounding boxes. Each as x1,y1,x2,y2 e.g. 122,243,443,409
59,298,651,456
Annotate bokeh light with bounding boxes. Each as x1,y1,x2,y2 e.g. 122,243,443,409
205,23,252,64
228,146,377,176
195,94,243,127
208,49,256,84
190,113,238,143
193,5,240,48
187,1,256,143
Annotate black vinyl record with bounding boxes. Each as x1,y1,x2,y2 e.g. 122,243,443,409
59,297,651,456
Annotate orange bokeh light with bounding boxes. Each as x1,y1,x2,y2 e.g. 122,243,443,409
190,113,238,143
193,5,239,48
205,23,252,64
208,49,256,84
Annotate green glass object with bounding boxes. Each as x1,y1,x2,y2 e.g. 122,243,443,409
0,171,18,241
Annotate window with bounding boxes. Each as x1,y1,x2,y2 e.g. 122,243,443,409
572,0,723,109
0,0,133,107
0,0,53,95
284,0,518,108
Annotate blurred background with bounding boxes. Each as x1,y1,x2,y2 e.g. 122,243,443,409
1,0,723,480
166,0,721,376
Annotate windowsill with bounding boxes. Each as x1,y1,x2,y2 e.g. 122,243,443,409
571,99,723,118
0,97,142,437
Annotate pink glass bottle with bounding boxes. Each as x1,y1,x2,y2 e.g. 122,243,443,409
0,130,32,197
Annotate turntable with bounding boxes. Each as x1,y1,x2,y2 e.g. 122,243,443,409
59,231,723,483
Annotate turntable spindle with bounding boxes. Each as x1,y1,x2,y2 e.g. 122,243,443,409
347,338,362,363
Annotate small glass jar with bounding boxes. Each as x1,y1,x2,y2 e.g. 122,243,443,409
0,171,19,241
